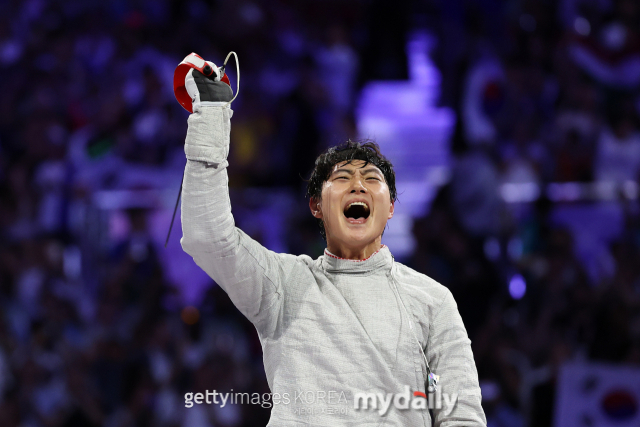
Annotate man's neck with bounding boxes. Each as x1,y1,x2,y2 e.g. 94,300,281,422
326,238,383,260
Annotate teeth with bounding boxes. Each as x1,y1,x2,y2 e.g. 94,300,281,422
348,202,369,209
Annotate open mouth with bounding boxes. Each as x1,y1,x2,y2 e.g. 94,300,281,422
343,202,370,224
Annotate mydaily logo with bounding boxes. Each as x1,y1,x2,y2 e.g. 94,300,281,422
353,385,458,416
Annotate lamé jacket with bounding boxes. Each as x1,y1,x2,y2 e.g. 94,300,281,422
180,104,487,426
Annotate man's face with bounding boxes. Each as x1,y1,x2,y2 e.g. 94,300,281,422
310,160,394,250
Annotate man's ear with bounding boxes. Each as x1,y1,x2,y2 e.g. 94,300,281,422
388,200,394,220
310,197,323,219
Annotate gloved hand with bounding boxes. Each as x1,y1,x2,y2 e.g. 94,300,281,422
173,53,234,113
185,66,233,111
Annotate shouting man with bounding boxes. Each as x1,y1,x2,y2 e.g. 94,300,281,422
179,56,486,426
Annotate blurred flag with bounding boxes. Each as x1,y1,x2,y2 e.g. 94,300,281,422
554,362,640,427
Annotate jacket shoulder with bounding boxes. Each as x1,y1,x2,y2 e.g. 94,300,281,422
393,262,452,303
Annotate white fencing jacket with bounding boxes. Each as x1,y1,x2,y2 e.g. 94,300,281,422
180,105,487,426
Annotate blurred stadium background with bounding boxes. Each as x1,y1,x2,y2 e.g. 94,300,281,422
1,0,640,426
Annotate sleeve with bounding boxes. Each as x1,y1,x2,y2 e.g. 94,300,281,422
427,289,487,427
180,105,287,327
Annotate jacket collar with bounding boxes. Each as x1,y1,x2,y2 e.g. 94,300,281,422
320,245,393,274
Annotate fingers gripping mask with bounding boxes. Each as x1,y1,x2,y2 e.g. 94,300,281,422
173,52,239,113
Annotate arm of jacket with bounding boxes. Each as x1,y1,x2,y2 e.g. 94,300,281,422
428,289,487,426
180,105,286,327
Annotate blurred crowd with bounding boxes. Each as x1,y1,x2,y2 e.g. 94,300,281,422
1,0,640,426
423,0,640,425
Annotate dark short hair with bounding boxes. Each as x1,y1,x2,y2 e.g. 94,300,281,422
306,140,397,240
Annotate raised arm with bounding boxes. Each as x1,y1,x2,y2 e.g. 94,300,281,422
178,63,285,326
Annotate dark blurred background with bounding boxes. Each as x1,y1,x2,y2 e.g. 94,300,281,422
1,0,640,426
